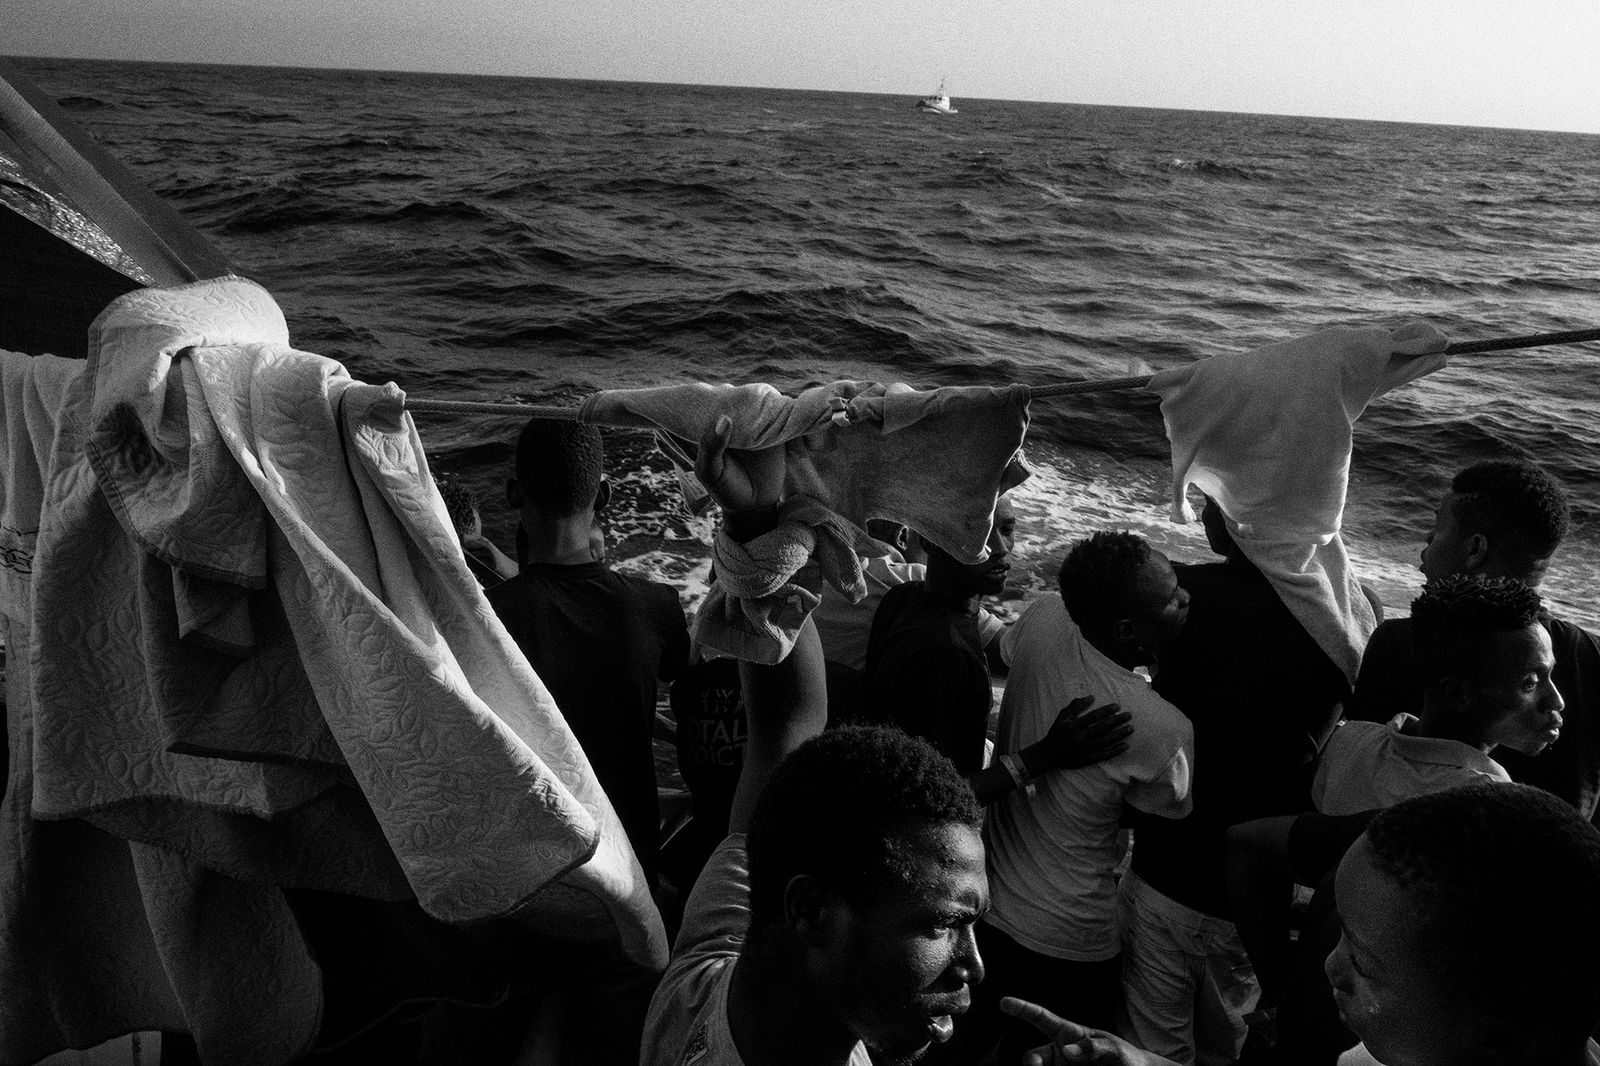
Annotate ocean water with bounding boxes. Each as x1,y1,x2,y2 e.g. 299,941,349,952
11,57,1600,628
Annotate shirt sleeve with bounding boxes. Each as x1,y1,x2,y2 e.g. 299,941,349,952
1125,743,1194,819
649,583,692,683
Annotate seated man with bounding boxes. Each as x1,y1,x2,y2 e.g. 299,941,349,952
644,417,994,1066
1315,574,1565,813
863,497,1018,775
486,420,690,891
965,531,1192,1063
1350,458,1600,823
1004,783,1600,1066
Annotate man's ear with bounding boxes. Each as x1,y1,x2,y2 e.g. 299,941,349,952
1433,675,1471,715
505,477,523,509
1112,618,1138,648
784,874,841,947
1462,532,1491,572
593,479,611,513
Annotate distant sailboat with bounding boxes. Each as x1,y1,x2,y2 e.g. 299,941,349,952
916,79,957,114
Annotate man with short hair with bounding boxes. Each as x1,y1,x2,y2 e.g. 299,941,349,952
1325,783,1600,1066
486,420,690,890
1000,782,1600,1066
964,531,1194,1064
1316,574,1565,813
863,496,1019,776
644,418,991,1066
1350,458,1600,824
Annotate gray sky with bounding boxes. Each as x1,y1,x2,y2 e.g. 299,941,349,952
11,0,1600,134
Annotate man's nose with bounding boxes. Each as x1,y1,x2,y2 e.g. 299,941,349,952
956,924,984,987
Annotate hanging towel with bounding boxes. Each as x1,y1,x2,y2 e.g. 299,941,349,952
1147,321,1448,684
6,277,666,1066
0,349,82,620
582,379,1031,661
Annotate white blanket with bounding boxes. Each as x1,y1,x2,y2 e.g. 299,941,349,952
1147,322,1448,684
4,277,666,1064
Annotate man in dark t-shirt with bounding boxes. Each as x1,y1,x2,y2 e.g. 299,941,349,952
1348,459,1600,825
485,420,690,889
863,496,1016,775
1124,495,1351,1064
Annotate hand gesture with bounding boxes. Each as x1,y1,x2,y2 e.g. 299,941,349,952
695,414,785,524
1000,998,1179,1066
1038,697,1133,771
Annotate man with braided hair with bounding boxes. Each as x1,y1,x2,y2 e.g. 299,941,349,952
1314,574,1565,813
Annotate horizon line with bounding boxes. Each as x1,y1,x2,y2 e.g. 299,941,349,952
10,51,1600,139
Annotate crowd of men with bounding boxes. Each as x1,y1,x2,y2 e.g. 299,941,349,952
454,415,1600,1066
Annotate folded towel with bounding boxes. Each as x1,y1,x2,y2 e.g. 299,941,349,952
1148,322,1448,683
696,495,866,663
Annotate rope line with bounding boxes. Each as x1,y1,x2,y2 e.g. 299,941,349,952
402,326,1600,420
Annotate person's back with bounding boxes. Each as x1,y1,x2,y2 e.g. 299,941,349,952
964,530,1191,1064
489,562,687,880
486,420,690,887
1142,498,1351,917
985,597,1193,961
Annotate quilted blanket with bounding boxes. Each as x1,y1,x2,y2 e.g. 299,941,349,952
0,278,666,1065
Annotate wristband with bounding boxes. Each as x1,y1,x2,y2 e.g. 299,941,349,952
999,754,1035,797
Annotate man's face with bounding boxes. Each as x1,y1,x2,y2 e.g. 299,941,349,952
1129,551,1189,651
818,822,989,1063
1419,494,1475,583
967,496,1016,596
1326,837,1486,1066
1465,623,1564,756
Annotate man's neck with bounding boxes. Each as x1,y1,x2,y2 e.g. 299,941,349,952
1083,627,1145,674
519,516,597,567
728,951,860,1066
922,567,982,616
1415,701,1495,754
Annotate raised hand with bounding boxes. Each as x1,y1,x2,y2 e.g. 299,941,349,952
694,414,785,526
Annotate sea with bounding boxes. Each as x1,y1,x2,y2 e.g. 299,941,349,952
10,57,1600,629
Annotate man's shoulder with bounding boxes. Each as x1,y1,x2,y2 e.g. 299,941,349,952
1546,613,1600,654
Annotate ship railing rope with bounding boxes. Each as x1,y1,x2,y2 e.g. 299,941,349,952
401,326,1600,420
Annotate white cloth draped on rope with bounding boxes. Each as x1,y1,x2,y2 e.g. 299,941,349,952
581,379,1032,662
0,277,665,1066
1147,321,1449,685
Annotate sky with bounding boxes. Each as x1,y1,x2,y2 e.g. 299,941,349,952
9,0,1600,135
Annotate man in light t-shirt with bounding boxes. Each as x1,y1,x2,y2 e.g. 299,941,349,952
961,531,1195,1066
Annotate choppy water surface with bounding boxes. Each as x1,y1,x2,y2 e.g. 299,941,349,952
15,57,1600,626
